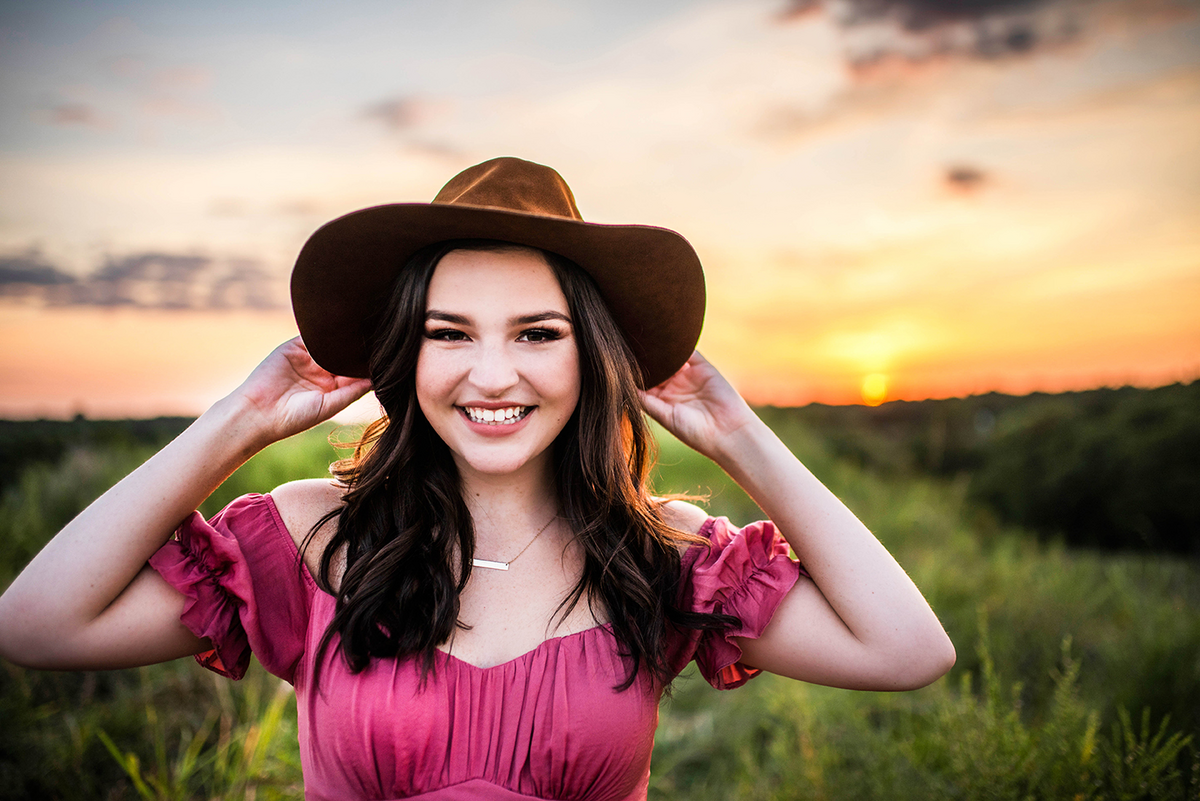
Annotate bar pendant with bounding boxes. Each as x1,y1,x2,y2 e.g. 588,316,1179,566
472,558,509,571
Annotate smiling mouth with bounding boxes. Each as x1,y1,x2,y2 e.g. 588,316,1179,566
461,405,532,425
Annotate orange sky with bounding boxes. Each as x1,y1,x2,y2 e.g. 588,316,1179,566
1,0,1197,417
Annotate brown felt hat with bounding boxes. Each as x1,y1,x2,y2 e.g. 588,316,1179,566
290,157,704,388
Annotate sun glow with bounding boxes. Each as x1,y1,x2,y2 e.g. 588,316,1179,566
861,373,888,406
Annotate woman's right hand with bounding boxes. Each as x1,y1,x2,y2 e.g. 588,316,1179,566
230,337,373,446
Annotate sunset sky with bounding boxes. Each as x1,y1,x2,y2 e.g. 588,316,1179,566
1,0,1197,418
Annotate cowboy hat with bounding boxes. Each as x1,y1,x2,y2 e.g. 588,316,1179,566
290,156,705,388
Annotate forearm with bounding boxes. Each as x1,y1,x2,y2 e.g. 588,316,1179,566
711,417,951,659
0,394,270,649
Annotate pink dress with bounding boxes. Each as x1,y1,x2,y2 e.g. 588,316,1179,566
150,494,801,801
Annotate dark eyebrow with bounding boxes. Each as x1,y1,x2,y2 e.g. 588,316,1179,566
425,311,470,324
424,310,572,326
513,312,572,326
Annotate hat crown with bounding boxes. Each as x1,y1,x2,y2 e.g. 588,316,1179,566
432,157,583,221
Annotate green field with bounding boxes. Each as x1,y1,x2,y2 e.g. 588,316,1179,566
0,403,1196,799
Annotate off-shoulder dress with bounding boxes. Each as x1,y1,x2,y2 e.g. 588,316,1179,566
150,494,801,801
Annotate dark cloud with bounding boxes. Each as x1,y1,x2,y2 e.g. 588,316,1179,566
207,258,276,310
826,0,1043,30
47,103,106,128
780,0,1085,63
0,253,76,287
0,251,282,310
778,0,825,22
89,253,211,308
943,164,989,194
0,253,77,300
363,97,427,131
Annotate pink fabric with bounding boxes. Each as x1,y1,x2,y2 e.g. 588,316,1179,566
150,495,801,801
677,517,804,690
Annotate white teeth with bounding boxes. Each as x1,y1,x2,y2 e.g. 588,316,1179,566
463,406,528,425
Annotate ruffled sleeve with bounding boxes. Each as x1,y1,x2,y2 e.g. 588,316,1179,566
678,517,803,690
149,493,314,684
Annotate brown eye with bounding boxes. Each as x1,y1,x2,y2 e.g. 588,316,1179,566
426,328,469,341
518,328,563,343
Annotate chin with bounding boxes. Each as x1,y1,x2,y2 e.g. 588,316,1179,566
456,450,546,478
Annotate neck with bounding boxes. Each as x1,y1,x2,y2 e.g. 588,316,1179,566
458,459,560,546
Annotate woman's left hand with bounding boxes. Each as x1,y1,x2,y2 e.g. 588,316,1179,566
638,352,756,461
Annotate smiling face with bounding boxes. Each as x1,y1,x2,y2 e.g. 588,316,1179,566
415,247,581,482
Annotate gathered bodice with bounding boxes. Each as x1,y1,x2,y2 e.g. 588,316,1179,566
150,494,800,800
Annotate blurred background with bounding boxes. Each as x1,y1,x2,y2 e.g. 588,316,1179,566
1,0,1196,416
1,1,1198,799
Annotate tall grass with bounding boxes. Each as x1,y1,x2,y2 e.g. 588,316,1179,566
0,417,1196,798
653,419,1200,739
0,425,343,799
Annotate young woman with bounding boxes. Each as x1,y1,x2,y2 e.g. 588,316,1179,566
0,157,954,800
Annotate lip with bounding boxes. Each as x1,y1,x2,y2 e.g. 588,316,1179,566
461,401,529,410
457,405,535,437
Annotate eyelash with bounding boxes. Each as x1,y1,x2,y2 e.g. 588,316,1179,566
518,327,564,343
425,328,469,341
423,327,566,343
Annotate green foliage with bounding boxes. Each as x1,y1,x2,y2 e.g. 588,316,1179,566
653,412,1200,741
652,618,1197,800
97,666,301,800
0,424,338,800
0,417,191,492
0,656,301,800
0,411,1197,798
769,382,1200,553
969,383,1200,553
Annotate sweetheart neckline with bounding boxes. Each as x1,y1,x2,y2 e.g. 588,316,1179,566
434,622,616,671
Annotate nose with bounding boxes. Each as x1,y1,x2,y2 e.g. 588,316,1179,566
468,341,520,396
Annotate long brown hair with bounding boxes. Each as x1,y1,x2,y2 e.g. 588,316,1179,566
304,240,735,690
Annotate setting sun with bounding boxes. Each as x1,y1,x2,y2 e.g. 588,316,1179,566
861,374,889,406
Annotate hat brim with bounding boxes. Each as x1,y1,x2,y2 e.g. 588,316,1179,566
291,203,704,388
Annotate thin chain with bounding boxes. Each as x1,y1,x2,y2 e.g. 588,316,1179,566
473,512,558,569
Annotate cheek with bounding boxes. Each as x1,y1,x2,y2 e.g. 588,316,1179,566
558,352,582,415
414,345,449,413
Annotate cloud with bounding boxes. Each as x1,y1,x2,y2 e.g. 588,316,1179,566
35,60,219,135
943,164,989,195
0,250,282,310
830,0,1047,30
778,0,1088,66
0,252,77,300
45,102,108,128
360,96,464,160
363,96,439,132
206,258,276,310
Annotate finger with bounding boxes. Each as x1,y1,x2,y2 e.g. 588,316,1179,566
324,378,374,414
638,390,672,427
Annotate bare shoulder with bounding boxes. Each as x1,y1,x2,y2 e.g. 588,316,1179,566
270,478,345,553
657,498,710,537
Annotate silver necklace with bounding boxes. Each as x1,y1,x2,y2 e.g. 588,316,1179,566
472,513,558,571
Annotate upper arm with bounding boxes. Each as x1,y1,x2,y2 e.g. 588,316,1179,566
736,575,954,692
681,510,953,692
2,564,210,671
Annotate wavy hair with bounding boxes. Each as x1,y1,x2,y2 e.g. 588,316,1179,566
304,239,736,690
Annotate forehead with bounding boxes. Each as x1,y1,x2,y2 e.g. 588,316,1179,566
426,248,568,312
